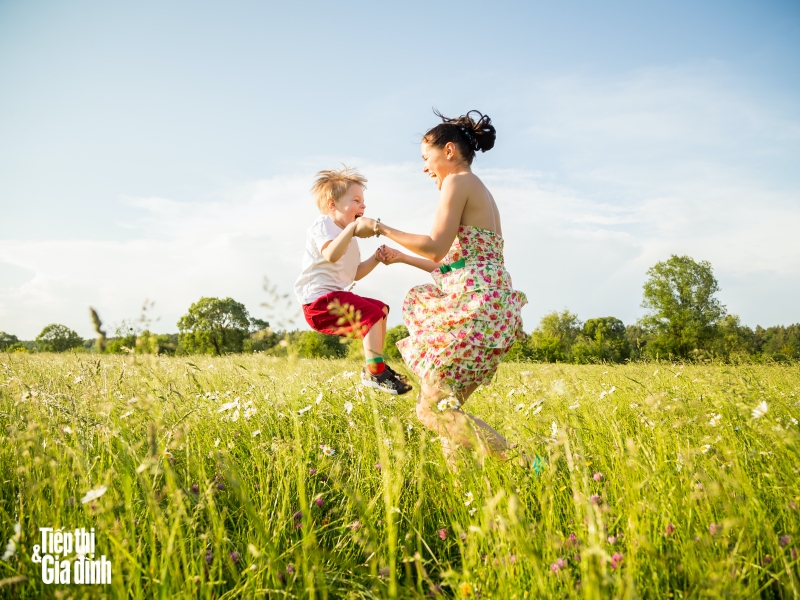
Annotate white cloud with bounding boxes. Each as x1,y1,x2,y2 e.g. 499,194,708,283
1,65,798,339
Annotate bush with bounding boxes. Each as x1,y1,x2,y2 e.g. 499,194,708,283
383,325,409,360
295,331,349,359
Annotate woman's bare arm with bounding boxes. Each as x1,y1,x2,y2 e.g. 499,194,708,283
363,176,467,262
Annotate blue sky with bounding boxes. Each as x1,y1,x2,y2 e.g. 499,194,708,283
1,0,799,338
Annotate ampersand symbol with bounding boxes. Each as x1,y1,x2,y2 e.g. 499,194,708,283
31,544,41,563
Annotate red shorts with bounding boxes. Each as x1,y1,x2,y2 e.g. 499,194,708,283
302,291,388,338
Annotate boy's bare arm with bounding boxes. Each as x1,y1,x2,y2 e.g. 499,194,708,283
354,249,382,280
321,222,357,263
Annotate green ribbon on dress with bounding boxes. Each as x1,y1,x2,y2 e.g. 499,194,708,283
438,258,466,274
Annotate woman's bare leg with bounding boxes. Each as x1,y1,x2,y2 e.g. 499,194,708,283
416,381,511,460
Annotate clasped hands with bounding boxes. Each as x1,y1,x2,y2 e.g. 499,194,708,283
353,216,379,238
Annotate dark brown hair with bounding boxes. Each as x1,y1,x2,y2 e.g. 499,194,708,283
421,109,496,165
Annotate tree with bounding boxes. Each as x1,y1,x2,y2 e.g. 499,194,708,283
177,297,255,355
528,310,582,362
572,317,630,363
0,332,19,351
639,255,726,358
35,324,83,352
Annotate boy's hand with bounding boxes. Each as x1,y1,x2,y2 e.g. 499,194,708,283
354,217,377,238
376,245,402,264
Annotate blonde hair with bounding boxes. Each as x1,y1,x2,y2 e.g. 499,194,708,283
311,166,367,213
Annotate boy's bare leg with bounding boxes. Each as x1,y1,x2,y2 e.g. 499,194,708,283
362,307,389,359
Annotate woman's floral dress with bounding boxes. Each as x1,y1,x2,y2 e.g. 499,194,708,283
397,226,527,393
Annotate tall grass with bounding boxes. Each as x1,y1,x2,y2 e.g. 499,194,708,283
1,354,799,598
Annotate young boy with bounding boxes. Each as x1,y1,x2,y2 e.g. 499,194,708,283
294,167,412,395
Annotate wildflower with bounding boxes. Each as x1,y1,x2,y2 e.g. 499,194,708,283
121,410,133,419
343,400,353,414
229,551,240,566
63,426,74,434
349,521,362,531
217,399,239,413
459,581,472,596
551,380,567,395
515,403,525,411
190,484,199,494
315,496,324,508
438,528,448,540
551,421,558,438
550,558,565,573
447,396,460,409
567,533,578,548
316,392,323,405
460,532,467,541
286,563,295,574
1,523,21,561
469,507,477,516
610,552,623,570
375,463,381,471
531,405,543,416
252,429,261,437
709,523,720,535
607,535,617,544
216,482,225,490
341,370,355,379
81,485,108,504
792,548,798,561
228,441,234,449
231,409,240,422
293,511,302,521
568,402,580,410
214,438,221,447
74,376,83,384
309,467,317,475
762,555,773,566
709,413,721,427
593,472,603,482
779,535,791,548
700,444,711,453
298,405,312,415
752,401,768,419
437,399,449,412
379,566,390,578
464,491,474,506
665,523,675,535
277,571,286,585
348,421,355,427
205,548,213,565
590,494,601,506
244,405,257,419
320,444,335,457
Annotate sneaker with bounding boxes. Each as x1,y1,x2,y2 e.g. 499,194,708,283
361,366,413,395
384,363,409,382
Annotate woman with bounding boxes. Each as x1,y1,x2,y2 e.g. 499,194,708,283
357,110,527,460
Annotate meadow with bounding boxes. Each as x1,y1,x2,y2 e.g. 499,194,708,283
1,354,799,599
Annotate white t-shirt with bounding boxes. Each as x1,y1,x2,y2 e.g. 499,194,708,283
294,215,361,305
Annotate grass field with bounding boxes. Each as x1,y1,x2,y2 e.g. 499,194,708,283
1,354,799,599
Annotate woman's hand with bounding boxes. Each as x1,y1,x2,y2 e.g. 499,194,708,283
354,217,377,238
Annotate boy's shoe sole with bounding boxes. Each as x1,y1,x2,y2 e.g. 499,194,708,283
360,367,413,396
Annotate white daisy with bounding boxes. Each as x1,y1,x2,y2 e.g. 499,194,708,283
752,401,768,419
344,401,353,415
464,491,474,506
320,444,335,457
80,485,108,504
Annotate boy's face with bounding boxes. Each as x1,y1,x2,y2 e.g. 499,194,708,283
329,184,366,223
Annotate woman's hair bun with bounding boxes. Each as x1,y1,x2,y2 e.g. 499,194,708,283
424,109,496,165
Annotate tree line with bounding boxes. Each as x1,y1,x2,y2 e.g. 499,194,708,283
2,255,798,362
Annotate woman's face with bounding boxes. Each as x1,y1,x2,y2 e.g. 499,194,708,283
421,141,456,190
